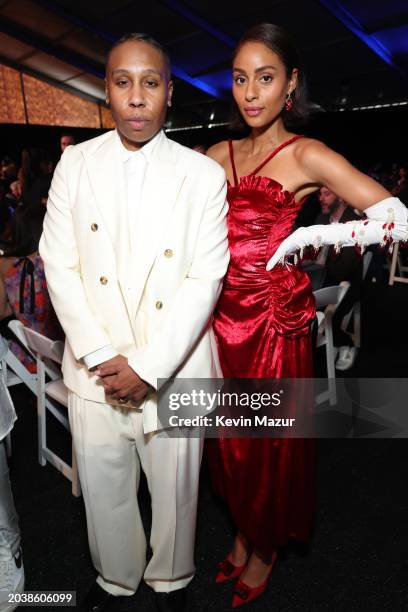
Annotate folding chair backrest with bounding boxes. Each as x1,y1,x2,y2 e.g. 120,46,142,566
313,282,349,309
362,251,373,279
22,326,63,365
16,322,80,496
8,319,36,360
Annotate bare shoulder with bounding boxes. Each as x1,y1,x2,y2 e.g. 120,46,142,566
295,138,352,180
206,140,229,166
295,138,333,165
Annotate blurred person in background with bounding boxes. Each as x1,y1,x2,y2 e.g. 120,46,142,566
0,204,63,372
395,166,407,191
315,187,363,370
2,182,22,215
0,206,12,252
60,133,75,154
19,148,53,207
192,144,207,155
0,158,17,189
0,335,24,612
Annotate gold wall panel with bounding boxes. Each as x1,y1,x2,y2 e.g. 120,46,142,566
23,74,100,127
100,105,115,129
0,65,26,124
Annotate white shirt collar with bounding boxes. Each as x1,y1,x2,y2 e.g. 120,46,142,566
118,129,164,164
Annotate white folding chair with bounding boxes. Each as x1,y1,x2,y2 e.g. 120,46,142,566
20,325,81,497
314,281,350,405
6,320,69,427
388,243,408,286
2,322,37,395
1,325,38,457
340,250,373,348
0,341,14,457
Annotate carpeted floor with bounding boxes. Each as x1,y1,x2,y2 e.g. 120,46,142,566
6,276,408,611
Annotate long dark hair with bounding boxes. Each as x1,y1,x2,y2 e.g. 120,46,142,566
230,23,311,130
1,204,46,258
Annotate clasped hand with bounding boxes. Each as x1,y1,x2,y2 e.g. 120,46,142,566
94,355,149,403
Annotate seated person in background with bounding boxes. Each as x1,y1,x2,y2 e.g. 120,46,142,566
192,144,207,155
60,132,75,154
0,204,63,372
316,185,361,222
0,336,24,612
306,187,363,371
294,190,321,228
19,148,53,207
0,157,17,188
394,166,407,196
0,206,12,251
395,169,408,207
7,181,23,211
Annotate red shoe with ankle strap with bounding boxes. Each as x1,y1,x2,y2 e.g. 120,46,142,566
215,557,246,584
231,553,277,607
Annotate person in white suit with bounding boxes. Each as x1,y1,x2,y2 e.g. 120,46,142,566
39,33,229,612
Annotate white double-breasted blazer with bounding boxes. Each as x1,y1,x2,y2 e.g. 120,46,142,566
39,129,229,432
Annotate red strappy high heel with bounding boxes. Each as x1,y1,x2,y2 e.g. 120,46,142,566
215,557,247,584
231,552,278,607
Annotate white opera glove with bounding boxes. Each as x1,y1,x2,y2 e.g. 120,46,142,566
266,197,408,271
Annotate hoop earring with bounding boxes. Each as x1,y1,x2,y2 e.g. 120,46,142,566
285,92,293,111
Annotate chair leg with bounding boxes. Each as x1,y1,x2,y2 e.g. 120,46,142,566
398,254,405,278
5,433,12,458
325,319,336,379
325,316,337,405
354,302,361,348
389,244,399,286
37,359,46,467
1,358,12,457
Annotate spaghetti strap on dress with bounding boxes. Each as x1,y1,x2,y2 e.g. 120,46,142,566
228,134,305,185
209,133,315,555
228,139,239,187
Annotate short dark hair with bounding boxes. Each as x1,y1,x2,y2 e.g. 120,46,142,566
230,23,311,130
60,132,75,141
107,33,171,79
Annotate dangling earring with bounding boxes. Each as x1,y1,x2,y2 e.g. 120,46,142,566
285,92,293,111
167,100,172,107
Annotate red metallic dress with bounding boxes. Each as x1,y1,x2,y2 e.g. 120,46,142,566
209,135,316,557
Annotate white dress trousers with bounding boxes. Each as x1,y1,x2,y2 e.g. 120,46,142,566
68,392,203,596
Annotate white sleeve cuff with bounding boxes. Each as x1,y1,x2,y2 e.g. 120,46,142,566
127,353,158,390
83,345,118,369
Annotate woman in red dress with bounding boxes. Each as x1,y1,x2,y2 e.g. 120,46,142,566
207,23,407,607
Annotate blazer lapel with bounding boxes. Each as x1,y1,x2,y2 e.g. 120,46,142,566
82,130,134,322
132,133,185,315
82,130,185,323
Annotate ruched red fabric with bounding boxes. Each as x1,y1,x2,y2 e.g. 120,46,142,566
208,136,316,556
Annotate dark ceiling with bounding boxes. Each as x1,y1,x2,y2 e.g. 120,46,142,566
0,0,407,130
